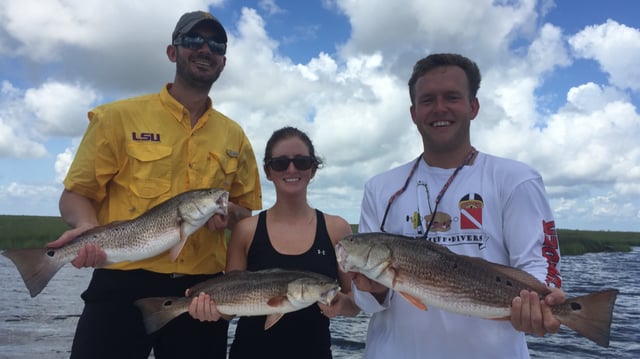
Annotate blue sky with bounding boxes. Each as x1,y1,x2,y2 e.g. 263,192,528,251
1,0,639,232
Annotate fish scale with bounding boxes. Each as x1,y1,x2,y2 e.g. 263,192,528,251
387,241,514,317
397,252,523,317
3,187,228,297
336,232,619,347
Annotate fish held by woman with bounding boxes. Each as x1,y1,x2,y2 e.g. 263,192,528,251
2,188,229,297
134,268,340,333
336,232,618,347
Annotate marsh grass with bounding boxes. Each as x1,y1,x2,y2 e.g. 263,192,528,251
1,216,638,255
0,215,70,249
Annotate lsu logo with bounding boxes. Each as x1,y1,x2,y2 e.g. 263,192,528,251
132,132,161,142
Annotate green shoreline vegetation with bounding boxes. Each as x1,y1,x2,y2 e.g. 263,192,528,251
0,215,638,255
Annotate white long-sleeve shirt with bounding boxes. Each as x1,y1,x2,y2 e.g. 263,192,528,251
354,152,561,359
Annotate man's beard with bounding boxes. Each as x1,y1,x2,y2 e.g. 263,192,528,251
176,55,221,90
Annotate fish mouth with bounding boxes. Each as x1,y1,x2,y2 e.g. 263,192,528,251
335,243,349,272
217,192,229,215
320,286,341,305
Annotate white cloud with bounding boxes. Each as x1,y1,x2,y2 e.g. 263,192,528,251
0,81,48,158
55,146,78,183
569,19,640,91
259,0,285,15
0,117,47,158
25,81,98,137
0,182,61,216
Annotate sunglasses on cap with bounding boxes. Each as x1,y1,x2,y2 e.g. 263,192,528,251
267,156,316,171
173,34,227,55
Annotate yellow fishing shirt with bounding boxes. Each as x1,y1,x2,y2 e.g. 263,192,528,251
63,84,262,274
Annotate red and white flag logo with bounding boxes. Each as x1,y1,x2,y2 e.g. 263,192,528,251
459,193,483,230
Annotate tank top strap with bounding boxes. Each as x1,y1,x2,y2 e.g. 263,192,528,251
255,210,268,240
313,209,332,251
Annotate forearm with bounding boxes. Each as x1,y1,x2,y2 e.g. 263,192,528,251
59,189,99,229
226,203,251,229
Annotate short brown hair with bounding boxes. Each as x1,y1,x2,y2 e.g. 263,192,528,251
408,53,481,105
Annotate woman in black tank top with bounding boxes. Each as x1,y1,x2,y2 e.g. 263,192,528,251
189,127,360,359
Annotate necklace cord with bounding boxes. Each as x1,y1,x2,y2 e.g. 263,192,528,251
379,149,477,234
422,149,477,237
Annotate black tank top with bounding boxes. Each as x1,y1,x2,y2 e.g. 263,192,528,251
229,209,338,359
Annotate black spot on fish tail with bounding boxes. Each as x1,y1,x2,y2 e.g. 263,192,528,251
46,250,55,257
570,302,582,310
162,300,174,307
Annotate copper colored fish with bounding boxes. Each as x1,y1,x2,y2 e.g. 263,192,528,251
336,232,618,347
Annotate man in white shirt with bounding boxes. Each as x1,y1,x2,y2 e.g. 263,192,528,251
351,53,564,358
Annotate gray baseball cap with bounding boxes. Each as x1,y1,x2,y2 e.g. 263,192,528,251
172,11,227,43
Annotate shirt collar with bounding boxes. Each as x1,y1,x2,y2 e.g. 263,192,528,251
160,84,213,124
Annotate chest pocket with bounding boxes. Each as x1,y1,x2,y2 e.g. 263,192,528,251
126,143,172,198
202,149,239,190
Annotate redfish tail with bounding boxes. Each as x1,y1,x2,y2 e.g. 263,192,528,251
2,248,65,297
134,297,189,334
556,289,619,347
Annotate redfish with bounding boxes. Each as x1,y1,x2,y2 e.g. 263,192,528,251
336,232,618,347
3,188,228,297
135,269,340,333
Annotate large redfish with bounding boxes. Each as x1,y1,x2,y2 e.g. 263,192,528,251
3,188,228,297
336,232,618,347
134,269,340,333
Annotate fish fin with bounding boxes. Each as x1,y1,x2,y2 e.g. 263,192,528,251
169,222,188,261
399,292,428,311
2,248,66,297
134,297,189,334
555,289,619,347
267,296,288,307
264,313,284,330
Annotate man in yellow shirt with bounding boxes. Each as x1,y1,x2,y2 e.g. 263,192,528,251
47,11,262,359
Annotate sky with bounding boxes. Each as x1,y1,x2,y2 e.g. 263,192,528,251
0,0,639,232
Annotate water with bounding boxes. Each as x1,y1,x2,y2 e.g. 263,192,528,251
1,248,638,358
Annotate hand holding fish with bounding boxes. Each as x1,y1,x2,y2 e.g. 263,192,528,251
46,223,108,269
188,292,226,322
206,202,252,231
350,272,389,304
206,213,229,232
46,190,107,268
70,243,108,268
511,288,564,337
317,291,347,318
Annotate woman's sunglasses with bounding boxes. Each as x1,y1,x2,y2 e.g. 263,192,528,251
267,156,315,171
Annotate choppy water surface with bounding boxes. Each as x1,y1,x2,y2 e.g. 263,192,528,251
1,248,638,358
